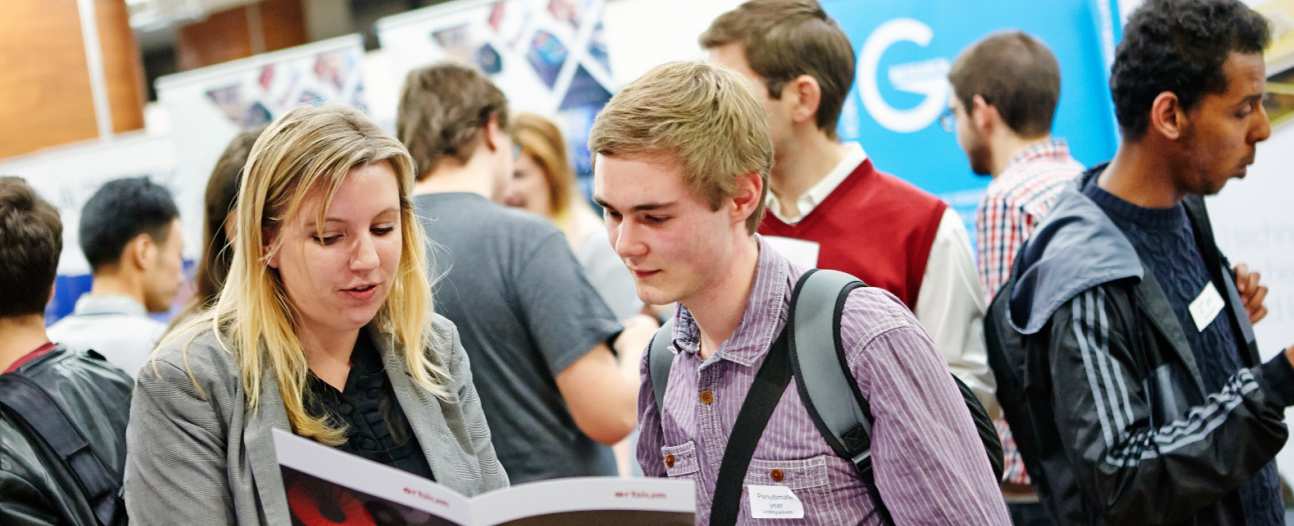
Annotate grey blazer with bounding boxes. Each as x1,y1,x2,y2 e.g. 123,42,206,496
123,315,508,525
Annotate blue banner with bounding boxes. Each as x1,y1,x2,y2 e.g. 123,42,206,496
823,0,1122,225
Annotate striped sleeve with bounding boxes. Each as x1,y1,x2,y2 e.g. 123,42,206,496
1047,286,1294,523
844,289,1009,524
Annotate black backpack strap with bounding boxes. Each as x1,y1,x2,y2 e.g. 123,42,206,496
710,328,793,526
786,269,895,524
648,318,676,419
0,371,123,526
1182,196,1260,362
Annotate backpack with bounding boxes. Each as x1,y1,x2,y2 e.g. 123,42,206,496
648,269,1004,523
0,354,126,526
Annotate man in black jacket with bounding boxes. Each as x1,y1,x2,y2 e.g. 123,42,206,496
0,176,132,526
988,0,1294,524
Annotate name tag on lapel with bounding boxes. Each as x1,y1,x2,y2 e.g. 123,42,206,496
1189,282,1225,332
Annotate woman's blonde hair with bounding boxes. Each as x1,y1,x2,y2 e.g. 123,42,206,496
167,105,448,445
511,113,575,228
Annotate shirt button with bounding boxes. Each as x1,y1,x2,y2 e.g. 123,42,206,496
699,389,715,405
770,469,784,482
664,453,676,468
338,402,353,415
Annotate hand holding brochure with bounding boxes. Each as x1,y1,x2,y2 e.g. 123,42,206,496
272,429,695,525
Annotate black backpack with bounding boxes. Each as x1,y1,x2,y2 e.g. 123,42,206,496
648,269,1004,525
0,353,126,526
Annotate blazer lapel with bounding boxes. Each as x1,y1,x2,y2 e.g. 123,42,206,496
374,329,478,495
243,370,293,525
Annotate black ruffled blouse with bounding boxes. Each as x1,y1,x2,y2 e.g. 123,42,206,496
303,334,435,481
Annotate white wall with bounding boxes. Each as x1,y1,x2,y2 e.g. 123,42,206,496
602,0,744,87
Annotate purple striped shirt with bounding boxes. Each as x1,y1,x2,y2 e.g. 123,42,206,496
636,236,1009,524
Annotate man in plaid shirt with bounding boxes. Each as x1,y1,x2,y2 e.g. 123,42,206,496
946,32,1082,525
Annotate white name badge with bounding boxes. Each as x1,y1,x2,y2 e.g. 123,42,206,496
747,485,805,519
764,236,820,269
1189,282,1226,332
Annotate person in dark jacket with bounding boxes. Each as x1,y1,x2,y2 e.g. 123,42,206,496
0,176,133,526
987,1,1294,524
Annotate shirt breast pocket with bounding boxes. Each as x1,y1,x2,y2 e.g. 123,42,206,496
744,455,831,495
660,441,700,479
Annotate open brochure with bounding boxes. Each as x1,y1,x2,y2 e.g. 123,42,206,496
272,429,695,525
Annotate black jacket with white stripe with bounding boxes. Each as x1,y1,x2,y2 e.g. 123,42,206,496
986,167,1294,525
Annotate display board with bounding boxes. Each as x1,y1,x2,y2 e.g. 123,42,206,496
155,34,367,264
376,0,614,191
822,0,1123,229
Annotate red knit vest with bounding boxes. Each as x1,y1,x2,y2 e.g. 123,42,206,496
759,159,947,309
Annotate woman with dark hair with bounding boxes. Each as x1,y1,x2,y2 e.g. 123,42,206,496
182,127,264,320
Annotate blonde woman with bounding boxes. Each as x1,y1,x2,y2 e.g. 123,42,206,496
124,106,507,524
501,113,642,321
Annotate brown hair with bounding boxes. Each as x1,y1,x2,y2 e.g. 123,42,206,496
948,31,1061,138
700,0,855,137
188,127,264,317
396,62,510,179
512,113,575,226
0,176,62,317
589,61,773,234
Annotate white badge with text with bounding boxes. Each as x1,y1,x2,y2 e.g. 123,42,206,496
747,485,805,519
1189,282,1225,332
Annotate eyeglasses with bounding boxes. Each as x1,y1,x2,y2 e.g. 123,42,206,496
938,106,957,133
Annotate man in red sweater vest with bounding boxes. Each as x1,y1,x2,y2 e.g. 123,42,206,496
703,0,994,408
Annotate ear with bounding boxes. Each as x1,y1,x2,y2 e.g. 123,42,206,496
729,171,765,228
482,113,504,153
262,227,281,269
130,234,157,271
1148,91,1187,141
970,95,996,133
788,74,822,126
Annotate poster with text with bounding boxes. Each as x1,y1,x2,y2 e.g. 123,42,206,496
155,35,367,265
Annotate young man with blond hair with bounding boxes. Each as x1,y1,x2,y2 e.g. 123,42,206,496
593,60,1008,524
701,0,995,412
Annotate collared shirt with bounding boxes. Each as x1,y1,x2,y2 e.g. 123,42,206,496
636,236,1009,525
973,138,1082,486
46,294,167,378
975,138,1083,302
763,142,994,413
765,143,868,225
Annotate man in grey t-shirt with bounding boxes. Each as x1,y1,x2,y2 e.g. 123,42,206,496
397,63,653,483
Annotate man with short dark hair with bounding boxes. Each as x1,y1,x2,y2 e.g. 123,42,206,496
397,63,656,483
946,31,1083,524
48,177,184,377
703,0,995,410
988,1,1292,523
0,176,132,526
